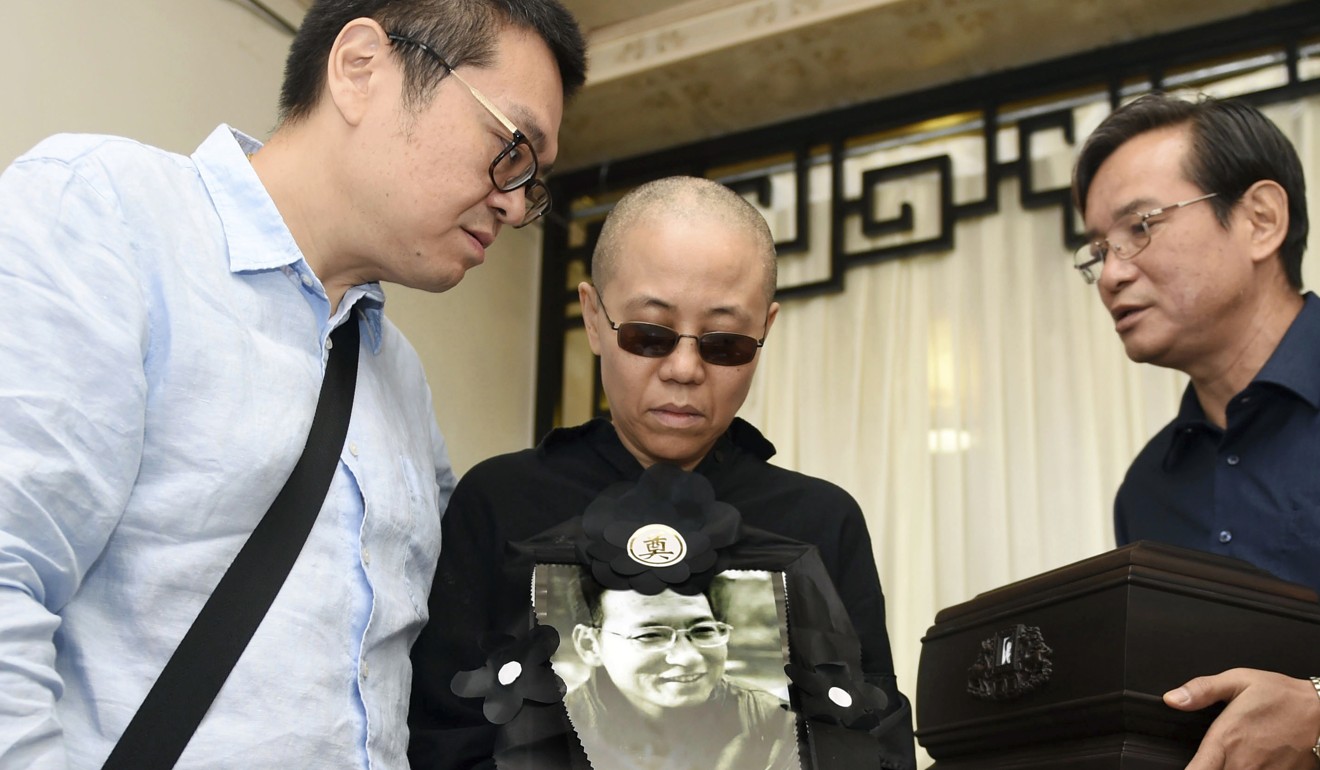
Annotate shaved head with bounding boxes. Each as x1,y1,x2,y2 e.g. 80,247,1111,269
591,176,778,304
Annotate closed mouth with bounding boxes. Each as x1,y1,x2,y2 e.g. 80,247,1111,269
654,404,700,416
463,228,493,248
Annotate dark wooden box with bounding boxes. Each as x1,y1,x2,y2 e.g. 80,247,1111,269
915,542,1320,768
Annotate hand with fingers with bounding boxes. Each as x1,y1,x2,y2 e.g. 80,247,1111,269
1165,668,1320,770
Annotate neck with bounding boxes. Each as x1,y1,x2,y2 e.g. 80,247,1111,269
1189,289,1304,428
249,118,359,313
611,422,717,472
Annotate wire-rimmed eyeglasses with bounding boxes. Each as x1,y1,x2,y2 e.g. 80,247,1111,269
599,621,734,652
386,33,551,228
1074,192,1219,284
597,294,767,367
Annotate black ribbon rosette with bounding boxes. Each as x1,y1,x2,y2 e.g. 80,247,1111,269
450,625,566,725
574,463,741,595
785,659,889,731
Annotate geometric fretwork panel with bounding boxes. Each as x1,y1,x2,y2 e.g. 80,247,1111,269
535,6,1320,438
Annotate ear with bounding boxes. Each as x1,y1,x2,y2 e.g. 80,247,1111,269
1239,179,1289,266
325,18,391,128
578,282,603,355
761,301,780,339
573,624,604,667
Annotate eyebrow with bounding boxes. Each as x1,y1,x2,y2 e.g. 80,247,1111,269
623,612,716,629
1083,197,1161,240
1115,197,1160,218
507,105,549,159
626,296,752,323
627,620,714,630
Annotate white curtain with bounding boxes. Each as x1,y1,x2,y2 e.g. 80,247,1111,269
737,82,1320,765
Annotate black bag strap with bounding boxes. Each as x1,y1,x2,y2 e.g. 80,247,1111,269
103,316,361,769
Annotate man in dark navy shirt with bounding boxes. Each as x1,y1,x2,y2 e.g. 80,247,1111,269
1072,93,1318,769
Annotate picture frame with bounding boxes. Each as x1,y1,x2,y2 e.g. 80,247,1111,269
449,464,891,769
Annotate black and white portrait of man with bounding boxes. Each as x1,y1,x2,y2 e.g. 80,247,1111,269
535,566,801,770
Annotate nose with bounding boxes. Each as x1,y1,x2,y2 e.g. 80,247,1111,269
1097,252,1138,294
665,633,704,664
488,184,528,227
658,336,706,384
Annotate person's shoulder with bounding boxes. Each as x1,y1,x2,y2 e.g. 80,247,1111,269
1127,415,1182,475
724,421,860,513
372,313,426,374
539,419,610,454
12,133,187,179
456,421,600,491
447,420,616,527
724,678,791,716
764,463,858,509
5,133,199,226
458,446,543,486
443,447,543,527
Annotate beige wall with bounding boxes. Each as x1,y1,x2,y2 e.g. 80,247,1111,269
3,0,540,476
384,231,542,474
4,2,288,160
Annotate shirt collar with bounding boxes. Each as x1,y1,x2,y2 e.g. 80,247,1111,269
1163,291,1320,468
1252,291,1320,409
192,125,384,351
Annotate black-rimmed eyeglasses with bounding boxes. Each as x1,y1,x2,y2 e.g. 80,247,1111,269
387,33,551,228
1074,192,1219,284
597,294,767,367
599,621,733,652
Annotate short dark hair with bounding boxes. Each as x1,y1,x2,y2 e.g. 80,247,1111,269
592,176,779,305
577,570,730,627
1073,92,1308,289
278,0,587,124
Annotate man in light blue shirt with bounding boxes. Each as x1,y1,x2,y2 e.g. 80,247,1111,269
0,1,586,767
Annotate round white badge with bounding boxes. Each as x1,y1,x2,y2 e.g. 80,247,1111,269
498,661,523,686
626,524,687,566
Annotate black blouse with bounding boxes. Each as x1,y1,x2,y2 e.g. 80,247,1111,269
408,418,916,770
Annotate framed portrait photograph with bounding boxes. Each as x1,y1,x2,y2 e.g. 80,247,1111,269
533,565,803,770
455,464,895,769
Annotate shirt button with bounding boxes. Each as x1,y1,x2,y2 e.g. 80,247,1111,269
300,272,314,287
360,661,369,680
349,442,359,457
362,547,372,566
1219,530,1233,543
1226,454,1240,466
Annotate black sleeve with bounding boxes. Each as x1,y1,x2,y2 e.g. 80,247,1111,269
408,470,504,770
829,495,917,770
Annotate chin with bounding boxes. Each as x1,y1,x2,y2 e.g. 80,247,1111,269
408,268,468,295
1121,340,1176,368
1121,345,1154,364
650,446,706,470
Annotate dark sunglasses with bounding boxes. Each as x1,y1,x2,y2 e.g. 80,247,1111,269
597,293,766,367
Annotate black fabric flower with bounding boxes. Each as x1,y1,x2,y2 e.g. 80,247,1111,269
785,660,889,731
451,624,565,725
575,463,741,595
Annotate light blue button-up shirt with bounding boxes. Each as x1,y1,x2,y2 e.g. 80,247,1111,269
0,126,455,768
